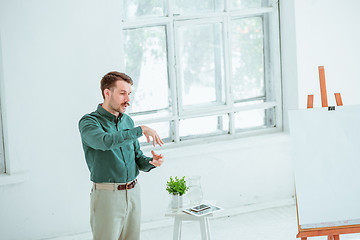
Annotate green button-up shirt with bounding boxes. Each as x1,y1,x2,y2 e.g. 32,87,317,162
78,104,155,183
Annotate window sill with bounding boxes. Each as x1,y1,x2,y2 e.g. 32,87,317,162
0,172,28,186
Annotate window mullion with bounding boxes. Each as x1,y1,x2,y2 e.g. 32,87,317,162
263,14,271,128
268,0,283,130
214,19,223,132
223,14,235,135
173,21,182,142
173,21,183,117
166,0,180,143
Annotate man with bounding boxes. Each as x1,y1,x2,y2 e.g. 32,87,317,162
78,71,164,240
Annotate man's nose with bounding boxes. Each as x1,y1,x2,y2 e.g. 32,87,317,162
125,94,130,102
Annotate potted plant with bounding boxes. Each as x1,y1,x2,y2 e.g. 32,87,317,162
166,176,189,210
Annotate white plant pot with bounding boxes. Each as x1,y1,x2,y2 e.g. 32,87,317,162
170,194,183,210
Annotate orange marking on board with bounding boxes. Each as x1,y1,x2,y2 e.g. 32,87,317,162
307,95,314,108
334,93,343,106
318,66,328,107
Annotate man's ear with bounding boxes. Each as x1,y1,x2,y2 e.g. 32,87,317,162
104,89,111,99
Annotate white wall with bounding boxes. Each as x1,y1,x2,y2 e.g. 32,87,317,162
0,1,124,239
0,0,333,239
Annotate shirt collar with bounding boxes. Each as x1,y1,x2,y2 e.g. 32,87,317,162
97,104,122,122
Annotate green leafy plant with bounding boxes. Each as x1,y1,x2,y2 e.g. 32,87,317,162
166,176,189,196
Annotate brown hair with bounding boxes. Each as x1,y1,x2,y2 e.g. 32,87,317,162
100,71,133,99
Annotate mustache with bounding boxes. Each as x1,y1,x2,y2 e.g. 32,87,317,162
124,102,130,106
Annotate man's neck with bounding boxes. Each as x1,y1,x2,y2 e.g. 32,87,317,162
101,103,120,118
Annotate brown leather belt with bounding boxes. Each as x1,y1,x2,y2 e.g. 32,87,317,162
94,179,137,191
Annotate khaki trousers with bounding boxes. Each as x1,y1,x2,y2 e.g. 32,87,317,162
90,182,141,240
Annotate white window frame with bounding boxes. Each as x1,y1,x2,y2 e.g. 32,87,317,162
0,37,5,173
120,0,282,146
0,109,5,173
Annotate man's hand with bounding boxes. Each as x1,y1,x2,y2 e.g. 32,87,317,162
149,150,164,167
140,125,164,147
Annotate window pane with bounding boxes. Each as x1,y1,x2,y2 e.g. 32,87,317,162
179,115,228,139
231,17,264,101
231,0,263,10
124,26,170,113
123,0,165,20
234,107,275,131
177,23,225,107
137,121,171,144
174,0,223,15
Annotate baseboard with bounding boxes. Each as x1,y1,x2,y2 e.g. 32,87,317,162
47,198,295,239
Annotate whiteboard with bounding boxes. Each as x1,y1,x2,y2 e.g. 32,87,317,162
289,105,360,228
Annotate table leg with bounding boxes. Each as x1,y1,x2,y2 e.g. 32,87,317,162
173,217,182,240
200,217,209,240
205,217,211,240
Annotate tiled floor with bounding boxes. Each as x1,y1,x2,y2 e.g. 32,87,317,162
141,205,360,240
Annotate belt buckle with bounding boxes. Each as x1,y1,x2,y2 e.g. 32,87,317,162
126,179,136,190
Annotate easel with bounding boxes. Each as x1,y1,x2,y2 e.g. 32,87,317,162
306,66,343,109
296,66,360,240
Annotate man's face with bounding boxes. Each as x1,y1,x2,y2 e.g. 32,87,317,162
107,80,132,114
